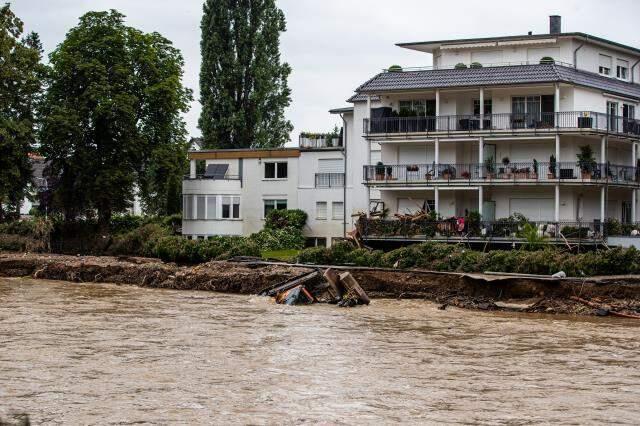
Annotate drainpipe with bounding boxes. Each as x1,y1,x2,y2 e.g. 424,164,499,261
340,113,347,238
631,58,640,83
573,42,584,69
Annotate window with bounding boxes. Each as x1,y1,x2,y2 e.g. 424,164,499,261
316,201,327,219
221,196,231,218
617,59,629,80
196,196,206,220
599,54,612,76
473,99,492,115
183,195,194,219
264,162,288,179
232,197,240,218
398,99,436,116
623,104,635,119
264,199,287,217
332,202,344,220
206,196,216,219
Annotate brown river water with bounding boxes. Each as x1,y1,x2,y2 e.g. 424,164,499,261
1,277,640,425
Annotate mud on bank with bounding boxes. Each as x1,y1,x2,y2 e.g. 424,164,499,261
1,252,640,317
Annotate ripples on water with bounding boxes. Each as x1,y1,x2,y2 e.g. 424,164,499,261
1,277,639,424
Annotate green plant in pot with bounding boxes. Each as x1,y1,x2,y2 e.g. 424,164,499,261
532,158,539,178
375,161,385,180
577,145,597,179
454,62,467,69
484,156,496,178
470,62,483,69
548,154,557,179
539,56,555,65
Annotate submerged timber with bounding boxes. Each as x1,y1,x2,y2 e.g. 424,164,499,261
1,252,640,317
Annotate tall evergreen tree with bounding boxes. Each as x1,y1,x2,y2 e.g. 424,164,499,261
199,0,292,149
0,4,45,221
40,10,192,226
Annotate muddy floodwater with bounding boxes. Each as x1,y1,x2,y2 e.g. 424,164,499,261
1,278,640,424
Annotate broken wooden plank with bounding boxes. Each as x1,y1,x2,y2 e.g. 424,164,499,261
570,296,640,319
339,272,370,305
323,268,345,300
258,270,320,297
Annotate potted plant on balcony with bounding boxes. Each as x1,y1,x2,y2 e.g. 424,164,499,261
539,56,555,65
485,156,496,179
578,111,592,128
454,62,467,69
577,145,597,180
386,166,394,180
470,62,483,69
461,170,471,179
388,64,403,72
375,161,385,180
532,159,539,179
406,164,419,172
548,154,557,179
441,165,454,180
501,156,510,178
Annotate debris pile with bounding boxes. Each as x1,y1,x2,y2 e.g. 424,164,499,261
259,268,370,307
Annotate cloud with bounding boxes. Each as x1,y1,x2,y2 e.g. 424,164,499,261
13,0,640,144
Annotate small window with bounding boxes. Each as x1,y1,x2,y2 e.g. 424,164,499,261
264,199,287,217
183,195,193,219
332,202,344,220
599,54,612,76
264,162,288,179
316,201,327,219
196,196,206,220
221,196,231,218
617,59,629,80
232,196,240,219
206,196,216,219
473,99,492,115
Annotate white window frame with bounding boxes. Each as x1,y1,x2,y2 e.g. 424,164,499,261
332,202,344,220
264,161,288,180
599,54,612,76
263,199,288,218
316,201,327,220
617,59,629,80
184,194,241,220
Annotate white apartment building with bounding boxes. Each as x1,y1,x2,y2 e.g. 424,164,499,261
182,145,346,246
342,16,640,243
186,16,640,246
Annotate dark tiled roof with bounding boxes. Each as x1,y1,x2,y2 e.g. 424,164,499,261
347,93,380,103
355,64,640,100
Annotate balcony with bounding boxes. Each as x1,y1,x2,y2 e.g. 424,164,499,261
363,111,640,138
315,172,345,188
183,174,241,181
357,217,616,244
363,162,640,187
299,133,343,149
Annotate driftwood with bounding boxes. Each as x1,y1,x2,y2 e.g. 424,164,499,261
570,296,640,319
339,272,370,305
258,270,320,297
323,268,346,300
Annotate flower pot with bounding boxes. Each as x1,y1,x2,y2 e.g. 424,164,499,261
375,174,385,180
581,171,592,180
442,172,452,180
547,173,556,179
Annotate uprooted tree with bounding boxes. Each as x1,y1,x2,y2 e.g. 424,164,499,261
40,10,192,227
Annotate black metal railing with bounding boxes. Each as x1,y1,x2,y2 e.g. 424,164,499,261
363,162,640,186
315,172,345,188
183,174,241,181
363,111,640,137
358,217,614,241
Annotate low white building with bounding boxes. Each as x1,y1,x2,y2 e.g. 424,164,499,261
182,144,345,246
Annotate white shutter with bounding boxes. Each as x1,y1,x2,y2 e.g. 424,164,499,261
599,54,612,68
316,202,327,219
332,202,344,220
318,158,344,173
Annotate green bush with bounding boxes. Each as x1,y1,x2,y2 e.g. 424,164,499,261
154,235,260,264
106,223,170,257
250,227,305,251
297,246,330,264
109,214,145,235
264,209,307,230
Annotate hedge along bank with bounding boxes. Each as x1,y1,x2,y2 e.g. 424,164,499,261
0,210,309,264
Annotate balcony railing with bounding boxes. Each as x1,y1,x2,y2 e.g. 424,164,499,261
363,162,640,186
358,217,611,241
363,111,640,137
315,172,345,188
184,174,241,181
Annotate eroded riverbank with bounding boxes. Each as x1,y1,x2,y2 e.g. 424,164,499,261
1,252,640,316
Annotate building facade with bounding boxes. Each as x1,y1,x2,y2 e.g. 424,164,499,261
182,145,346,246
186,16,640,246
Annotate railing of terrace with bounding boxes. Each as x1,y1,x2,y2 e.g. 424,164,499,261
363,111,640,137
358,217,614,241
183,174,241,181
363,162,640,186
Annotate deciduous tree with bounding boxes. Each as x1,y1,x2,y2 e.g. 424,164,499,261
0,5,45,221
40,10,192,226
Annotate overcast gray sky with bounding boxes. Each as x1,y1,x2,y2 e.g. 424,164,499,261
13,0,640,143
